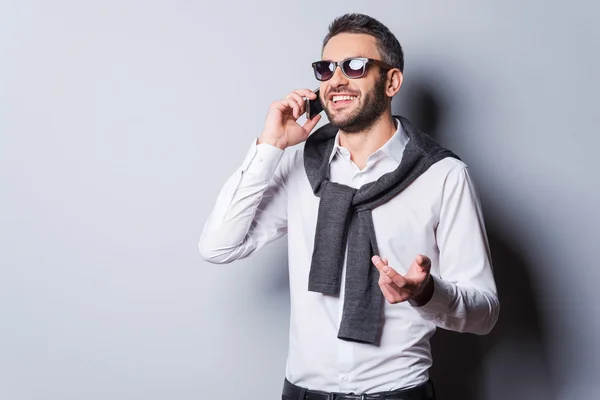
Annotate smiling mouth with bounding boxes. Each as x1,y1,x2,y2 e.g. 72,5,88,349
331,95,358,104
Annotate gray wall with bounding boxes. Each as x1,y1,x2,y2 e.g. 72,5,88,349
1,1,598,399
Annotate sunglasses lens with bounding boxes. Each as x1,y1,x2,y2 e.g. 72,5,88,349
314,61,334,81
342,58,366,78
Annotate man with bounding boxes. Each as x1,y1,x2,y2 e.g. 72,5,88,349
199,13,499,400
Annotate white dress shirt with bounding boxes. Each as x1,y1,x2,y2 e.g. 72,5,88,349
199,119,499,393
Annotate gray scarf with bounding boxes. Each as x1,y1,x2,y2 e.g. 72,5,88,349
303,115,460,344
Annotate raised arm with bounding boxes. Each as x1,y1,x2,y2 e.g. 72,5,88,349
199,89,322,264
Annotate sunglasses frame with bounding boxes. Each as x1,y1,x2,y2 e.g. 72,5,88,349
311,57,395,81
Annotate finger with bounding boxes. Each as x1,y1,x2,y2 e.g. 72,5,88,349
272,99,296,115
302,114,321,133
377,256,399,279
372,255,386,271
385,265,400,281
373,256,406,285
372,255,394,275
380,281,412,304
378,270,393,285
379,282,399,304
286,92,307,115
278,98,300,119
293,89,318,100
390,273,409,289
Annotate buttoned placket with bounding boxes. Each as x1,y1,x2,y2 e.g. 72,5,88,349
331,146,388,393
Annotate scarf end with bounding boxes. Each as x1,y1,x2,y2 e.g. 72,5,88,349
307,281,340,295
337,329,380,346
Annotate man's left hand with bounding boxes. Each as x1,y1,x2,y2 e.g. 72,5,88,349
372,254,434,305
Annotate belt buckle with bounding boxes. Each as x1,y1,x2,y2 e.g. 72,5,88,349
329,392,368,400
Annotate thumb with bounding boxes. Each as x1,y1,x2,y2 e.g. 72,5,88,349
417,254,431,271
302,113,321,134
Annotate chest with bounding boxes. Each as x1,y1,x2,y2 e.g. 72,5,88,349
286,164,443,268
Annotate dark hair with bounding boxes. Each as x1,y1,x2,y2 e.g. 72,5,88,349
322,13,404,73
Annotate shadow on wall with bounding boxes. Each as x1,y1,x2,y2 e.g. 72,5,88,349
394,75,553,400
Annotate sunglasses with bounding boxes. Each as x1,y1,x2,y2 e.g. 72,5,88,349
311,57,394,81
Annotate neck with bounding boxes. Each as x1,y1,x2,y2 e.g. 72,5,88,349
338,111,396,170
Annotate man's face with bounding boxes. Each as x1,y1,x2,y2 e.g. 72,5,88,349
319,33,389,133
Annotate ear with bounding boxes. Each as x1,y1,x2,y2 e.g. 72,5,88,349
386,69,403,97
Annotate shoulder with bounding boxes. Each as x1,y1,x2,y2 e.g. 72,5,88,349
429,157,483,207
427,156,470,182
422,156,480,202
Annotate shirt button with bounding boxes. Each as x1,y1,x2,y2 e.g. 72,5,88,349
341,376,348,382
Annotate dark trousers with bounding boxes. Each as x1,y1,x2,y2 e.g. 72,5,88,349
282,378,436,400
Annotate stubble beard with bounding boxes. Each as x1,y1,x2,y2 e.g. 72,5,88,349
324,75,389,134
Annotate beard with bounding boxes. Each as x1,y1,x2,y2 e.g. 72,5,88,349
323,75,389,134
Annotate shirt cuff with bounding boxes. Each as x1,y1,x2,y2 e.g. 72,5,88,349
411,274,457,317
240,138,285,182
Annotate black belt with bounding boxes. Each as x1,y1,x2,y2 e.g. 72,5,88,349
282,378,435,400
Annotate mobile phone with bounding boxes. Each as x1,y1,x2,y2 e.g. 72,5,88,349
305,88,324,120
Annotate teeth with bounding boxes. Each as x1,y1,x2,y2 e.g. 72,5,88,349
332,95,357,103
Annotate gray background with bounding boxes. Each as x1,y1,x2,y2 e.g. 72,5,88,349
1,1,598,399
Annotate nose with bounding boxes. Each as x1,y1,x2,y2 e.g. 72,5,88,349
327,63,349,88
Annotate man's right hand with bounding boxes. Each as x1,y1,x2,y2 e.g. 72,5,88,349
258,89,322,150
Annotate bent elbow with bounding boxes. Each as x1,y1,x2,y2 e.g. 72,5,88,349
198,232,249,264
476,294,500,335
198,236,230,264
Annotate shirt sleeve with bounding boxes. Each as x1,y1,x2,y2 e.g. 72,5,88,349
412,166,500,335
198,138,289,264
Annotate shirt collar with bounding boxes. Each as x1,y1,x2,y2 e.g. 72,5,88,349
327,118,409,165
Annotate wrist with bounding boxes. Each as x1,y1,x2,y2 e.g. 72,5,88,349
409,275,435,307
258,134,287,150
